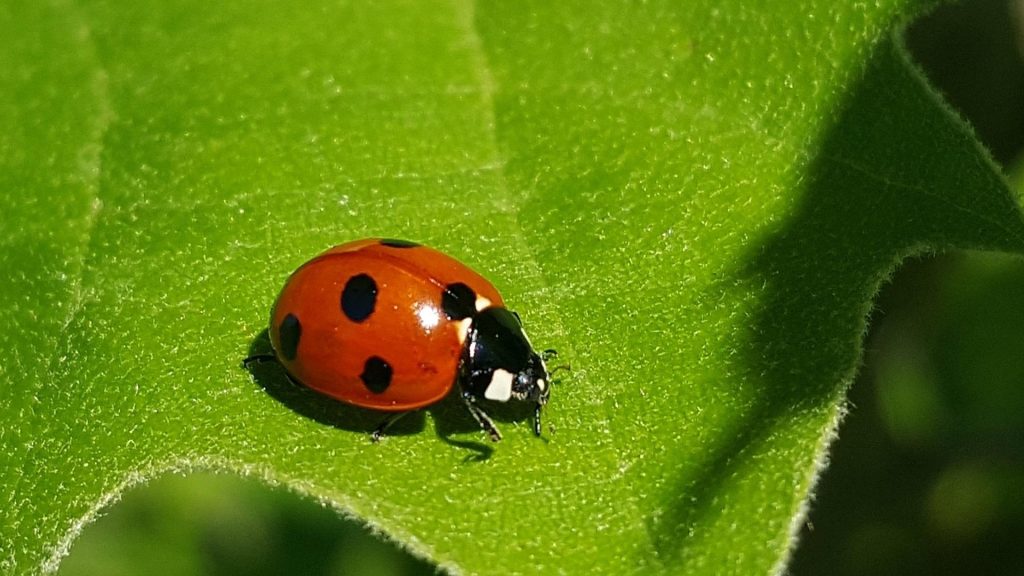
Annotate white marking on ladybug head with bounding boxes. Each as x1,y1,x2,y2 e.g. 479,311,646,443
475,296,492,312
536,378,546,391
484,369,514,401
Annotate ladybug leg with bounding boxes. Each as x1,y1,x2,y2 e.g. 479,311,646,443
462,392,503,442
533,403,543,437
241,353,277,368
371,412,411,443
242,354,306,390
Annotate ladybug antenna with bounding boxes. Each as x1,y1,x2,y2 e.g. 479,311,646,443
540,348,570,381
548,363,571,378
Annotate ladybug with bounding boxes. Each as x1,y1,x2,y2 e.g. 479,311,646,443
247,238,556,442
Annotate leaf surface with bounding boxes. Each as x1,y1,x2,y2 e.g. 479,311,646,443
2,1,1023,574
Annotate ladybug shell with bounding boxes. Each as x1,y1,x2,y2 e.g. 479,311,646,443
269,239,504,411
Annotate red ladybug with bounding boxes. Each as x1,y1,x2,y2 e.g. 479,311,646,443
247,238,555,442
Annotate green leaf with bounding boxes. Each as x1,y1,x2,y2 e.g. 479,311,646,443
3,0,1024,574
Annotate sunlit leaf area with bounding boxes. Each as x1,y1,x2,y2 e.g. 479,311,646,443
2,1,1023,574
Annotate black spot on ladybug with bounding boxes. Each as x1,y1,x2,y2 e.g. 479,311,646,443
342,273,377,323
380,238,420,248
278,313,302,361
442,282,477,320
361,356,392,393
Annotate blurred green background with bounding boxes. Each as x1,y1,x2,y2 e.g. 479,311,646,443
57,1,1024,574
791,1,1024,574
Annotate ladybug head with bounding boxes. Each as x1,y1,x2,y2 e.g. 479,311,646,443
463,307,554,436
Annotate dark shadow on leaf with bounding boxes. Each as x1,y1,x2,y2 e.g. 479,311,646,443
440,435,495,463
245,329,537,459
429,392,495,461
429,382,542,461
646,33,1024,566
